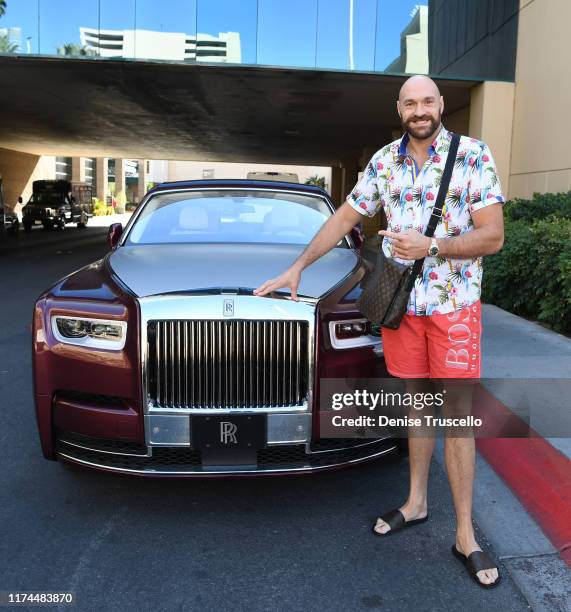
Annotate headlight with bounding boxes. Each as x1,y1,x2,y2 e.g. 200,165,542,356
328,318,382,351
51,316,127,350
335,320,368,339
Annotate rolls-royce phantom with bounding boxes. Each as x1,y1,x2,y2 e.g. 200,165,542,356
32,179,397,476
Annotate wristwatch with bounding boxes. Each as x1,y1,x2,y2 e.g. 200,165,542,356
428,237,439,257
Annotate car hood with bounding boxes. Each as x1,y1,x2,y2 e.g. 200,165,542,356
108,243,359,299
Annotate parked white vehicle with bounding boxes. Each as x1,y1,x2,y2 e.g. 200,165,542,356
246,171,300,183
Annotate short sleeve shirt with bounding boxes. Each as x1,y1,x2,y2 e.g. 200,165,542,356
346,125,504,316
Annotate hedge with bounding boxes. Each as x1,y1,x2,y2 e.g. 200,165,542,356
504,190,571,222
482,191,571,334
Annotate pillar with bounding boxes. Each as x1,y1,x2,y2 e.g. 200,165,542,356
137,159,148,202
114,158,126,196
469,81,515,198
330,166,344,208
340,159,359,207
71,157,87,183
96,157,108,203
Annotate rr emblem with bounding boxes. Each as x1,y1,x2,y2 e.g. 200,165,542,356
220,421,238,444
223,299,234,317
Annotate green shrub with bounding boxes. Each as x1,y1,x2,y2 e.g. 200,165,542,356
504,190,571,222
483,215,571,333
305,175,326,189
115,190,127,214
92,198,107,216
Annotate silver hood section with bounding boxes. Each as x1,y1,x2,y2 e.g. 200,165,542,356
108,243,359,299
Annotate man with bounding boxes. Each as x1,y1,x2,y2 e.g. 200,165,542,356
253,75,504,588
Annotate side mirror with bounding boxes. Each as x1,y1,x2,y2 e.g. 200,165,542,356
107,223,123,249
349,225,364,251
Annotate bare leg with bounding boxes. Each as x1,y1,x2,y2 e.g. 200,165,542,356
374,380,434,534
444,384,499,585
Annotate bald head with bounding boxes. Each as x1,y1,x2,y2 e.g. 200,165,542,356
397,75,444,142
398,75,441,103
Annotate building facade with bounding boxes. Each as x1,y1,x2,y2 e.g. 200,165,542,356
0,0,569,219
79,28,241,63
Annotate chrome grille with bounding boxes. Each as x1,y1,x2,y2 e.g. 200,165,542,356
147,320,309,409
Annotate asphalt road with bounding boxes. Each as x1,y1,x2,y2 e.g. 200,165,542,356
0,227,531,611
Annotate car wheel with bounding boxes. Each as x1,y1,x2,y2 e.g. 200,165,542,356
77,212,88,228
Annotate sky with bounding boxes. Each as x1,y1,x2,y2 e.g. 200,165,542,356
0,0,425,71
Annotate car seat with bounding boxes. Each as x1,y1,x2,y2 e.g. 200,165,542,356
262,206,304,238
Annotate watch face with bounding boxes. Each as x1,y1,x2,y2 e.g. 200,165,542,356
429,246,438,256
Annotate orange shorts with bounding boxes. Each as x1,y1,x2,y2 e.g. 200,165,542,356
381,301,482,379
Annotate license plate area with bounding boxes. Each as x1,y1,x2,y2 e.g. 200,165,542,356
191,414,267,451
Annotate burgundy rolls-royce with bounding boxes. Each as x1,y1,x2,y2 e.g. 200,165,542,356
33,179,396,476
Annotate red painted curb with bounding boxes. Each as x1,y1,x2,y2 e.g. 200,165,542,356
473,386,571,567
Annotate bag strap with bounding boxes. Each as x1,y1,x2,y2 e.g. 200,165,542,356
404,131,461,292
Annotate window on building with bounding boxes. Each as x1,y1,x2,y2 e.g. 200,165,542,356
84,158,94,183
55,157,72,181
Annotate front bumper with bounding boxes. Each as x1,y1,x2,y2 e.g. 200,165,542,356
54,428,398,476
38,292,390,476
23,208,74,224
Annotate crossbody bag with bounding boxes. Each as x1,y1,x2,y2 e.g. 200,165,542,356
356,132,460,329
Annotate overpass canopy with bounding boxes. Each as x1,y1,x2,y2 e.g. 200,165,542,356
0,55,476,166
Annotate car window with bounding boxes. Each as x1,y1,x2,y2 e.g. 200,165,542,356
125,189,348,247
30,192,66,207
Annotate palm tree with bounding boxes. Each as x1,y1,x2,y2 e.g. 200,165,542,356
0,33,17,53
0,1,7,19
305,175,326,189
56,43,96,56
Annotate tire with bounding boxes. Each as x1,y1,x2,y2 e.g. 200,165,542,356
77,212,88,228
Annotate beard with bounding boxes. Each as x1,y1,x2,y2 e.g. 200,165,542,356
402,113,441,140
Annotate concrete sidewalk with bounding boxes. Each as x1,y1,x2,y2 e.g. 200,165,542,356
443,306,571,610
482,304,571,459
87,212,133,228
362,239,571,609
363,236,571,458
434,304,571,611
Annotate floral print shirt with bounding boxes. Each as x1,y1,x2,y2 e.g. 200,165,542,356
346,125,505,316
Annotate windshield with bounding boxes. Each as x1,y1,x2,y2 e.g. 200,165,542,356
30,192,68,207
125,189,348,247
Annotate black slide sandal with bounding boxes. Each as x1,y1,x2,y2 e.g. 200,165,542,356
372,509,429,536
451,545,502,589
